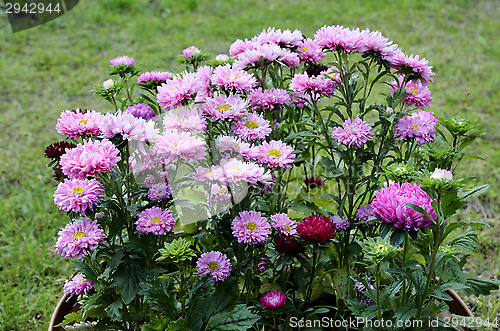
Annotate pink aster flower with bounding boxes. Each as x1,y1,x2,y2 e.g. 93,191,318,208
54,178,104,213
330,215,350,231
125,103,157,120
63,274,94,297
194,65,214,102
211,64,258,93
390,76,432,109
218,159,273,185
247,88,290,110
206,183,232,204
201,93,249,121
260,290,287,309
391,51,434,85
135,207,176,235
55,218,106,259
232,211,271,244
356,204,378,224
110,55,135,67
297,38,327,63
430,168,453,181
257,27,304,48
137,71,172,84
101,111,157,141
196,251,232,282
289,72,337,98
394,111,438,145
163,107,207,132
371,182,437,231
157,72,198,111
332,117,373,149
218,136,258,160
147,182,172,201
270,213,297,236
314,25,364,52
257,140,295,169
182,45,201,58
232,113,272,141
56,109,103,139
154,130,206,163
60,139,121,179
355,280,376,306
358,29,398,62
304,177,324,190
290,91,317,107
229,38,256,56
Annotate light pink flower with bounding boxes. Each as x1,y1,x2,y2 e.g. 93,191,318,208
218,159,273,185
60,139,121,179
270,213,297,236
182,45,200,59
197,251,231,282
100,111,157,141
201,93,249,120
232,211,271,244
137,71,172,84
390,76,432,109
157,72,198,111
358,29,398,62
314,25,364,52
297,38,327,63
194,65,214,102
218,136,258,160
332,117,373,149
163,107,207,132
371,182,437,231
154,130,206,163
232,113,272,141
430,168,453,181
391,51,434,85
289,72,337,98
110,55,134,66
55,218,106,259
247,88,290,110
394,111,438,145
63,274,94,297
56,109,103,139
135,207,176,235
54,178,104,213
211,64,258,93
257,140,295,169
257,27,304,47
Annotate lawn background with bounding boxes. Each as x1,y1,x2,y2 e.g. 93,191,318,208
0,0,498,329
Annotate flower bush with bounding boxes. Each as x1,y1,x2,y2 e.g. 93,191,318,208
46,25,499,330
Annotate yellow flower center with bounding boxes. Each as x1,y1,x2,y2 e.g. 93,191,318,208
302,47,309,52
244,121,259,129
246,222,257,231
178,117,188,123
217,104,232,112
150,217,161,224
72,231,87,241
217,188,228,194
285,224,291,232
409,86,418,94
411,124,419,131
208,261,219,271
78,119,88,125
267,148,282,158
72,186,84,195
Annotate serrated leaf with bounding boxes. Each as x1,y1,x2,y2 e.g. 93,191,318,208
206,304,260,330
448,228,479,252
463,277,500,296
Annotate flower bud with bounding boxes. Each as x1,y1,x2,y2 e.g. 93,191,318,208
103,79,114,90
430,168,453,181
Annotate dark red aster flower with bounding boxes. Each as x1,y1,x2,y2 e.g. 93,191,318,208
305,64,328,77
304,176,324,189
297,215,335,244
53,165,65,181
274,234,305,255
44,141,77,159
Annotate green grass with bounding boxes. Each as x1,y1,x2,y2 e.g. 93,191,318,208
0,0,498,329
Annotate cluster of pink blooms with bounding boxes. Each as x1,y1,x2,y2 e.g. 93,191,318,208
135,207,176,235
394,111,438,145
371,182,437,231
63,274,94,297
196,251,231,282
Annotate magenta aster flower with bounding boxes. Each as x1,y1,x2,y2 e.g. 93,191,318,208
297,38,327,63
257,27,304,48
314,25,364,52
304,177,324,189
56,109,103,139
358,29,398,62
330,215,350,231
63,274,94,297
356,204,378,224
232,113,272,141
163,107,207,132
154,130,206,163
371,182,437,231
332,117,373,149
391,51,434,85
55,218,106,259
260,290,287,309
297,215,335,244
125,103,157,120
54,178,104,213
137,71,172,84
390,76,432,109
211,64,258,93
157,72,198,111
232,211,271,244
196,251,231,282
110,55,135,67
60,139,121,179
182,45,200,59
270,213,297,236
247,88,290,110
201,93,249,121
394,111,438,146
274,234,305,255
194,65,214,102
257,140,295,169
147,182,172,201
289,72,337,98
135,207,176,235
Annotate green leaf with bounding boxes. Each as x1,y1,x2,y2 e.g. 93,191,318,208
458,184,489,200
404,203,436,224
332,268,349,301
205,304,260,330
448,228,479,253
105,300,123,321
463,277,500,296
389,228,406,246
